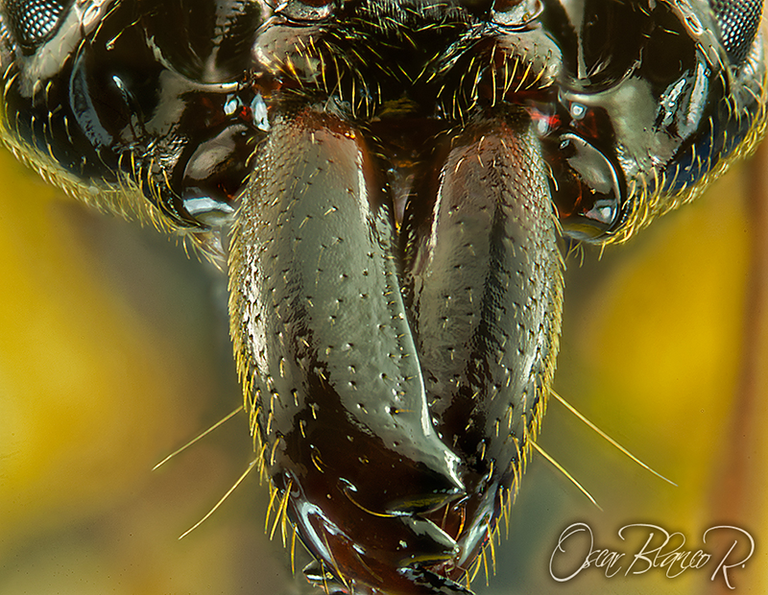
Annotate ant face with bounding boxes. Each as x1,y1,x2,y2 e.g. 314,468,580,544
0,1,765,594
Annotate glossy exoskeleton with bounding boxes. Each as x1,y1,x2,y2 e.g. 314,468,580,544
0,1,765,594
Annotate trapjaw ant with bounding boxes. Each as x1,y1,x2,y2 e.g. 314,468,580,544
0,1,765,594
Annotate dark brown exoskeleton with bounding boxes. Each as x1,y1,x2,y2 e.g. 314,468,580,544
0,1,765,594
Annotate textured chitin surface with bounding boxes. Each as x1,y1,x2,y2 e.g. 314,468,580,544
401,115,561,574
229,109,561,593
0,0,766,594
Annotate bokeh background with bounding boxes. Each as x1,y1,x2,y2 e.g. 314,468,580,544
1,138,767,595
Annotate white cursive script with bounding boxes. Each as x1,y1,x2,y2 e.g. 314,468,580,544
549,522,755,589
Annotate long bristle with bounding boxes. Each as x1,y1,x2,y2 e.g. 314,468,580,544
550,390,677,486
531,441,602,510
152,406,243,471
178,459,257,540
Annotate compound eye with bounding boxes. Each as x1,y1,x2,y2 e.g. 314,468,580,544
2,0,70,55
276,0,336,23
491,0,542,29
709,0,763,66
547,133,623,242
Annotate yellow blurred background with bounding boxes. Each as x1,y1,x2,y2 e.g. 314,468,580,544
0,140,766,595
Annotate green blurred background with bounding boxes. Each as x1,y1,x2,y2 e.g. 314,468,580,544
0,142,766,595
